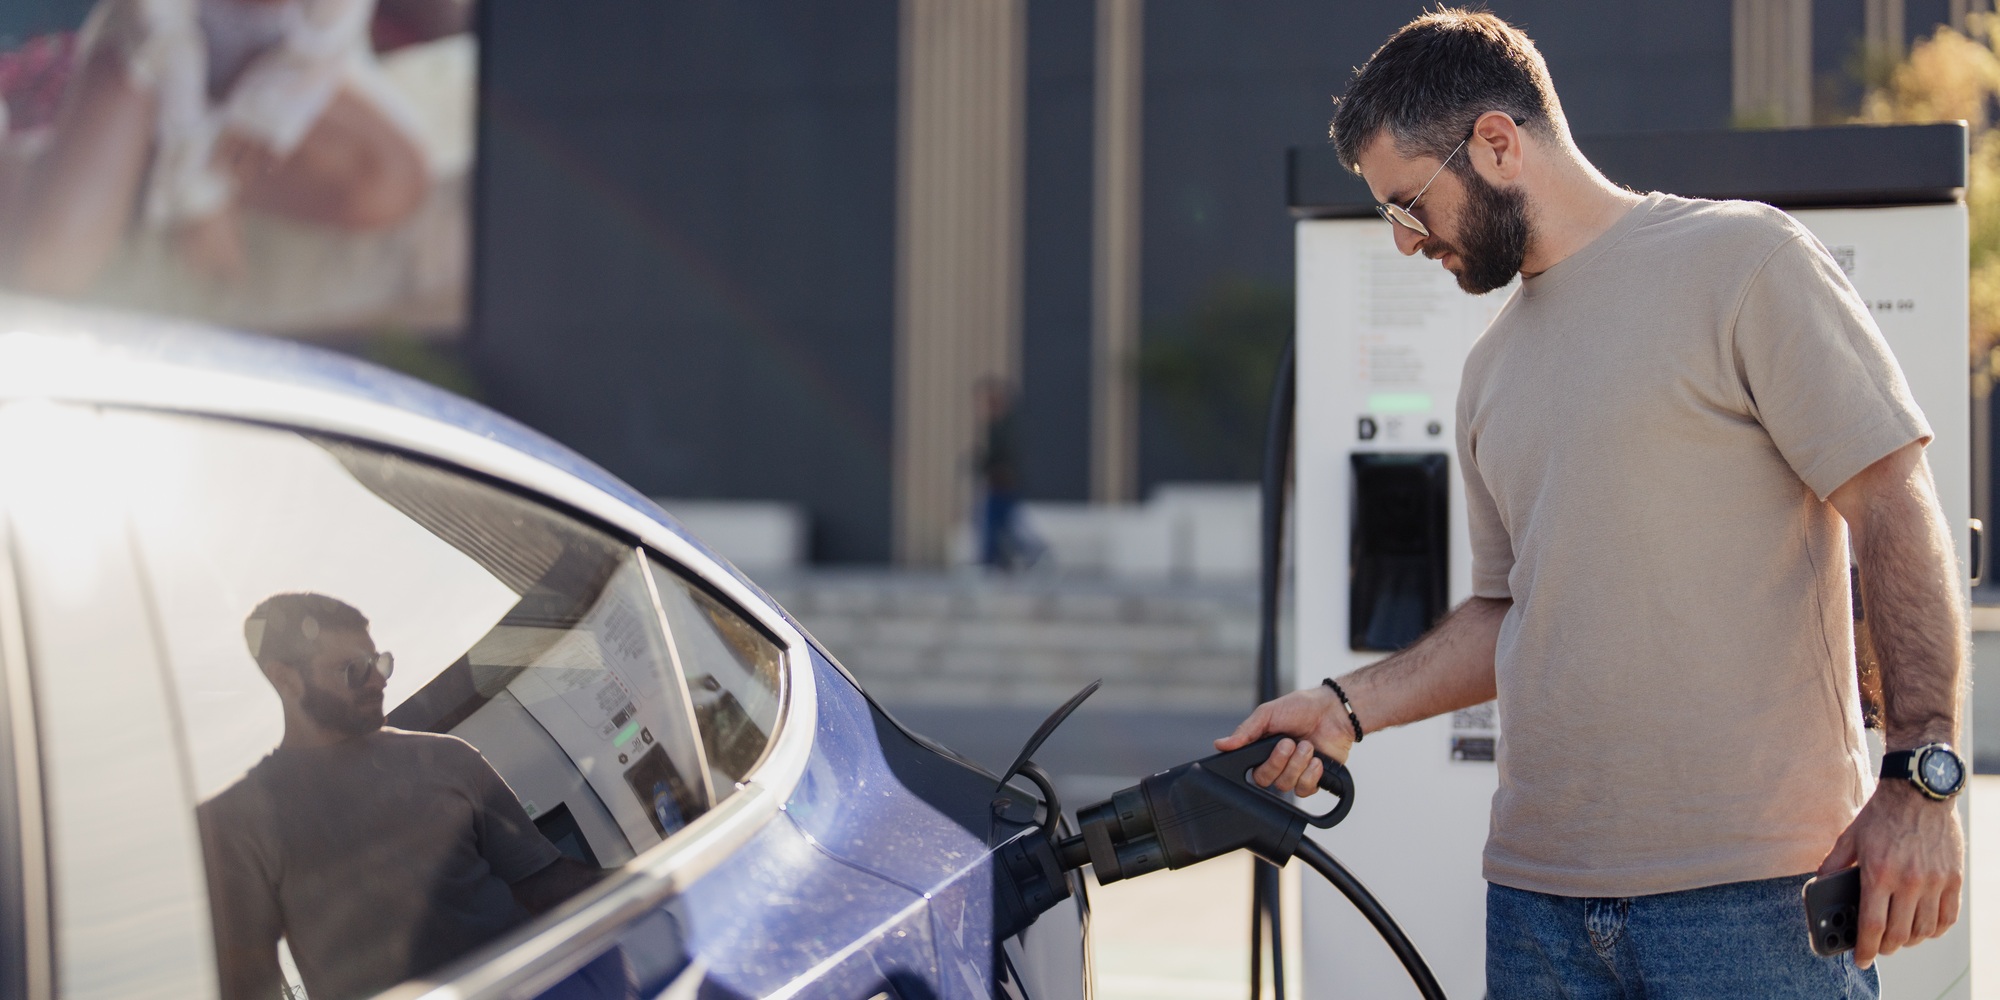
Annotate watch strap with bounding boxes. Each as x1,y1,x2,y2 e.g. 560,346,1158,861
1879,749,1916,782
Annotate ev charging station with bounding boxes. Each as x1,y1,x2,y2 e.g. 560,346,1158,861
1288,123,1974,999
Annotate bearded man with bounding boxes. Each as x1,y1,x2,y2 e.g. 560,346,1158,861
199,593,595,1000
1218,10,1967,997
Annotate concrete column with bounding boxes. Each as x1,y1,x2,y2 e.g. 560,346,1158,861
1092,0,1143,504
893,0,1027,566
1732,0,1812,126
1866,0,1906,56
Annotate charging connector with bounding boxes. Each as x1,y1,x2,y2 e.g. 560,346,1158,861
1015,734,1446,999
1054,735,1353,883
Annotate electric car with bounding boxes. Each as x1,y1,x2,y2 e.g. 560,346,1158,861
0,295,1090,1000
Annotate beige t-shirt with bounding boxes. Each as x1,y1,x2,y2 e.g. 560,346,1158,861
1458,191,1931,897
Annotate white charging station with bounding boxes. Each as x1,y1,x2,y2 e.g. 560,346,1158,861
1287,124,1974,998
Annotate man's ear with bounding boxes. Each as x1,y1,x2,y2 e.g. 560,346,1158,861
1471,110,1524,183
262,659,305,701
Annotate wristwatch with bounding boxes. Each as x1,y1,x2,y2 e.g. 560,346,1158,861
1879,742,1966,801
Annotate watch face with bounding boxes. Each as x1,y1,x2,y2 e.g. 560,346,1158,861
1919,747,1965,796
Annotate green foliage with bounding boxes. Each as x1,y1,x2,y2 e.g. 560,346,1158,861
1852,17,2000,373
1134,278,1291,479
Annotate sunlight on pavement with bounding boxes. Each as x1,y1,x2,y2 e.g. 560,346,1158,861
1090,853,1253,1000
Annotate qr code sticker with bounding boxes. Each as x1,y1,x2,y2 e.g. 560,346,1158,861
1452,702,1496,732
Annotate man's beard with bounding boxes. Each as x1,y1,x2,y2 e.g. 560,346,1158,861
299,681,383,736
1427,167,1530,295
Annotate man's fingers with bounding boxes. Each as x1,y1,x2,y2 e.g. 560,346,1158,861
1939,875,1963,936
1251,738,1295,787
1275,741,1315,794
1297,757,1325,799
1216,705,1272,751
1817,835,1858,876
1908,886,1940,943
1877,878,1919,958
1854,868,1891,969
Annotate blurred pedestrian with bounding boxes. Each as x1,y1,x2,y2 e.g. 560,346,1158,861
975,377,1039,570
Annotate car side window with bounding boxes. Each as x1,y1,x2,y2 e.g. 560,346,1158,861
647,559,785,789
114,411,716,1000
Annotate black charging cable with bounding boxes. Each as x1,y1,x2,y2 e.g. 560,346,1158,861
1292,838,1446,999
1250,338,1296,999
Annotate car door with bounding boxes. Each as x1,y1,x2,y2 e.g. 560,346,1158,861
0,401,218,1000
19,401,961,1000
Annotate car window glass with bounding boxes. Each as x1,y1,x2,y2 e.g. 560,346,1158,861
113,411,712,1000
647,558,784,787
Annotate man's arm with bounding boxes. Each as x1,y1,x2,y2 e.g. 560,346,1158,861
196,803,287,1000
1823,440,1967,970
1216,596,1509,795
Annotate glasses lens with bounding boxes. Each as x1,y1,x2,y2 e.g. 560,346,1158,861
1380,203,1429,237
346,652,393,688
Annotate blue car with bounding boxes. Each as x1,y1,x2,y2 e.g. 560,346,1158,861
0,296,1089,1000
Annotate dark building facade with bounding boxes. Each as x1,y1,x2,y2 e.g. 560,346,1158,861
472,1,1752,561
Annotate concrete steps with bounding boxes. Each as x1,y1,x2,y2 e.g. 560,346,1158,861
764,571,1261,712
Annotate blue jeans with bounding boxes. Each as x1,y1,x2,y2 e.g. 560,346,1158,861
1487,874,1878,999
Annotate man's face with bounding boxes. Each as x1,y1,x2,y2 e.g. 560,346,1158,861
1357,130,1531,295
291,627,386,736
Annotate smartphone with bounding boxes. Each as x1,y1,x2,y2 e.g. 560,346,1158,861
1803,866,1862,957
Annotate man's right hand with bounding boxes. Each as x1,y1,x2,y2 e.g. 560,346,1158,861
1214,685,1356,797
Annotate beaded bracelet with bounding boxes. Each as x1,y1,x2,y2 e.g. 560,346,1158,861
1321,677,1365,743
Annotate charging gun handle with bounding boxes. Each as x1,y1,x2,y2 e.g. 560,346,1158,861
1203,735,1355,828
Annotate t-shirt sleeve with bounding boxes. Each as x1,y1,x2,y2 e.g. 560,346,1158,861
1732,232,1932,500
456,743,562,884
1459,404,1514,600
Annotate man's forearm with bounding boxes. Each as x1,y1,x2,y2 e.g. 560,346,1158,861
1340,596,1508,735
1850,457,1967,747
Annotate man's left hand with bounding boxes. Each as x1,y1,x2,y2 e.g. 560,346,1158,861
1817,781,1964,969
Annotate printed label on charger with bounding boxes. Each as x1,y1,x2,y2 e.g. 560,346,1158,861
1450,701,1498,762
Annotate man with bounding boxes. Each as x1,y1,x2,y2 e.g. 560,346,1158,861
199,593,598,1000
1218,10,1966,997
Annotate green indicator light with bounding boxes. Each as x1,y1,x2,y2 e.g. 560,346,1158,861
615,722,640,746
1367,391,1433,413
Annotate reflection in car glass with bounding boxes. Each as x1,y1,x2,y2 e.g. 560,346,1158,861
649,561,785,787
119,413,721,1000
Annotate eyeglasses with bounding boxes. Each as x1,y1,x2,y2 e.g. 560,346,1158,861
1374,136,1468,239
333,651,394,688
1373,117,1525,238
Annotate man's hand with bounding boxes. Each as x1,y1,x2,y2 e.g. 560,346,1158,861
1214,685,1354,797
1818,782,1964,969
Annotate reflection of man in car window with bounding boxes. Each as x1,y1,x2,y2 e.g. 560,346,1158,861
198,593,597,1000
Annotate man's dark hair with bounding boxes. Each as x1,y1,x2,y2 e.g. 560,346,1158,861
244,593,370,669
1330,8,1565,172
